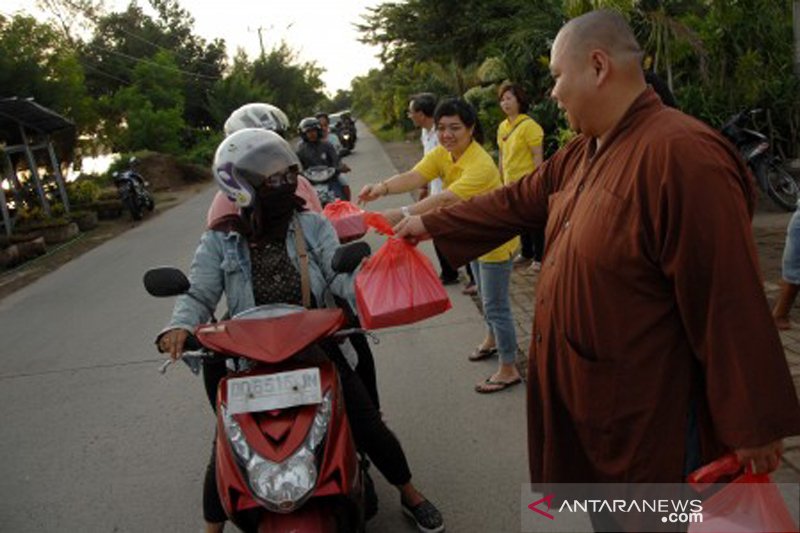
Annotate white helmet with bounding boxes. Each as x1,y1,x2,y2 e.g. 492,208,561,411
224,103,290,137
213,128,301,208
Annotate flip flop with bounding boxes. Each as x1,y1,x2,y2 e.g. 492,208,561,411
468,347,497,361
475,377,522,394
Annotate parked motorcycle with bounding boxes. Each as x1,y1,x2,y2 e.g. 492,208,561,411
113,157,155,220
304,165,347,207
720,109,799,211
143,242,374,532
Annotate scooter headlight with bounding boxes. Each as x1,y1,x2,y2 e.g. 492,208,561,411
248,447,317,510
221,390,333,513
223,412,251,463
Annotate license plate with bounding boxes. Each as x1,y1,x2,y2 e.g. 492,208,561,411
227,368,322,415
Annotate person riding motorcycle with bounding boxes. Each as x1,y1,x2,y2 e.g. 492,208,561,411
157,129,444,533
223,102,291,138
206,103,322,228
296,117,352,202
315,111,345,155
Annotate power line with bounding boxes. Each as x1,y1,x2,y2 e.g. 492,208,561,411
82,63,132,86
6,1,225,81
99,47,221,81
57,0,225,71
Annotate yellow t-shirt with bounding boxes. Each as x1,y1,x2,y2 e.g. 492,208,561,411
497,114,544,184
413,141,519,263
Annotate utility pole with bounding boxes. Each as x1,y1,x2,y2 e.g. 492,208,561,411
257,26,266,58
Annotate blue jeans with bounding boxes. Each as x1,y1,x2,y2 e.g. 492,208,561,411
471,259,517,365
782,209,800,284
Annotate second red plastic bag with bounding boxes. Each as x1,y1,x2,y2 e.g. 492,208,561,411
322,200,366,241
355,237,452,329
687,454,799,533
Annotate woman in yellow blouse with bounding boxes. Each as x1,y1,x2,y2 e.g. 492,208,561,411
359,99,522,393
497,82,545,271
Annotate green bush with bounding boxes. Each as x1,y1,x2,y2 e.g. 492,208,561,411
67,180,101,205
179,130,224,166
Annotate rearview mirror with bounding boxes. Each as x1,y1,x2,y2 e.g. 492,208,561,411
331,241,371,273
143,267,190,297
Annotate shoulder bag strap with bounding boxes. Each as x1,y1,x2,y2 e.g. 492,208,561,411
292,215,312,308
501,116,532,142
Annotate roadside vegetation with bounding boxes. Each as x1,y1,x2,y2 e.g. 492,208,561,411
352,0,800,159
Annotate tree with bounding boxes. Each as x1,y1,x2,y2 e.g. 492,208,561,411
0,14,94,128
80,0,225,132
104,50,186,154
251,42,327,123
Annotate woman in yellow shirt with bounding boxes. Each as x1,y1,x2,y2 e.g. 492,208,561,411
497,82,545,271
359,99,522,393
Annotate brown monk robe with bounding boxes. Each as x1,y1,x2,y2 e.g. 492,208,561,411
421,85,800,483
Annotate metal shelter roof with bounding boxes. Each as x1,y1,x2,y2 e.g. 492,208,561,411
0,97,75,142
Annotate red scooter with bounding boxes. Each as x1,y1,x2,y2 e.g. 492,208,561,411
145,258,372,532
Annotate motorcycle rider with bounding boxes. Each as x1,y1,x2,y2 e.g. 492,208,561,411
215,103,380,440
315,111,345,156
206,103,322,227
296,117,352,201
157,129,444,533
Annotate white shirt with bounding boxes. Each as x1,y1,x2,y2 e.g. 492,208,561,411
420,125,443,195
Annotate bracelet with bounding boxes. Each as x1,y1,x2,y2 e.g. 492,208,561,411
380,180,390,196
401,205,412,218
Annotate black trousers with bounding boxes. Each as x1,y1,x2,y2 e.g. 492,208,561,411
201,341,410,522
520,229,545,262
435,243,459,281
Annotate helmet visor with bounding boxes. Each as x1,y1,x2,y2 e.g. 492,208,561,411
237,164,300,189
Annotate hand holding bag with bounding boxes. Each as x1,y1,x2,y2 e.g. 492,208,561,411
355,213,451,329
687,453,799,532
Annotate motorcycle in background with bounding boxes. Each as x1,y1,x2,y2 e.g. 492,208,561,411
304,166,347,207
330,111,357,154
720,109,799,211
113,157,155,220
144,241,375,531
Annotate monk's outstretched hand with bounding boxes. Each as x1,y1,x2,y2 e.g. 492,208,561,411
735,439,783,474
394,215,430,243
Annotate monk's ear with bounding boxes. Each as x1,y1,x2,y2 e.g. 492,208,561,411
589,49,611,86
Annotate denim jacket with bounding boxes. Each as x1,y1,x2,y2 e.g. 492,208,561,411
164,212,357,334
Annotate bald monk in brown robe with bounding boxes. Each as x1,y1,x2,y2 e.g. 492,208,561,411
395,9,800,485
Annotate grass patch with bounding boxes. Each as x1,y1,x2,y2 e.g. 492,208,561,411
360,112,406,143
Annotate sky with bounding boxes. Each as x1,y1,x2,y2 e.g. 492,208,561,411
5,0,385,95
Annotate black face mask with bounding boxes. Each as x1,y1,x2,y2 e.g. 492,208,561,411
248,181,300,242
257,180,297,203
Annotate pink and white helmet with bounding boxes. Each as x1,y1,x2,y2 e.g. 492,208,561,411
212,128,300,209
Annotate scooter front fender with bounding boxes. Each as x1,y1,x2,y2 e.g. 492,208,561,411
256,501,337,533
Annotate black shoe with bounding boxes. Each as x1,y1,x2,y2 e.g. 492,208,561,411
402,499,445,533
439,275,459,286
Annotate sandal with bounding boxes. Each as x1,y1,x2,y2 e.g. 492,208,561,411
475,377,522,393
468,346,497,361
462,283,478,295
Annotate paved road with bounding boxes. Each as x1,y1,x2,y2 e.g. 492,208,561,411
0,125,529,531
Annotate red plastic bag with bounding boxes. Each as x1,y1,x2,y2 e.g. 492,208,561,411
687,454,799,532
322,200,366,241
355,236,452,329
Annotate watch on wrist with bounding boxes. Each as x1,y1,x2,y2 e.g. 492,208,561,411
401,205,412,218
